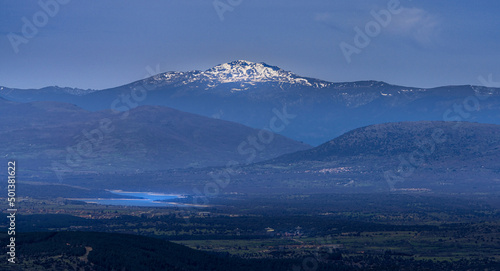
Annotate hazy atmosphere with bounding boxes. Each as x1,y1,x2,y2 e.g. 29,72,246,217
1,0,500,89
1,1,499,270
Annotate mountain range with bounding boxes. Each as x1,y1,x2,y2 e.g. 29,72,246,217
17,120,497,195
128,121,497,194
0,97,309,178
253,121,500,193
2,60,500,145
1,61,499,195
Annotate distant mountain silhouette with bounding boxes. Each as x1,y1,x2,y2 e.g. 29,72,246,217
0,99,310,177
222,121,500,193
271,121,500,163
2,61,499,145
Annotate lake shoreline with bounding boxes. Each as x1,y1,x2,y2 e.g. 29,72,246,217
66,190,195,207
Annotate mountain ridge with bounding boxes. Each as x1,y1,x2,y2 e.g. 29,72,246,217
0,99,310,175
1,61,494,92
63,121,500,194
2,61,500,145
233,121,500,193
268,121,500,163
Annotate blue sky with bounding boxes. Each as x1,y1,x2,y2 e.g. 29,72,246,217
1,0,499,90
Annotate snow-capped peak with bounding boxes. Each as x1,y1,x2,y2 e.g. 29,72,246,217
141,60,332,90
204,60,297,84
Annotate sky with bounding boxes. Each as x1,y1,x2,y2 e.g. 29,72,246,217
0,0,499,90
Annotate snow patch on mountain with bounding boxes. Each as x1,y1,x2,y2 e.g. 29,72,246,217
59,87,99,96
149,60,332,89
204,60,305,84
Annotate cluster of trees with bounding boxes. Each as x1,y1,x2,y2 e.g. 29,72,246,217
1,231,498,270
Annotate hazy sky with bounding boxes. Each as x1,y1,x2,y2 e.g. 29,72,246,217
1,0,499,90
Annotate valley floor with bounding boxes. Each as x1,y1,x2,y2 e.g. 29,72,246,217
1,192,499,270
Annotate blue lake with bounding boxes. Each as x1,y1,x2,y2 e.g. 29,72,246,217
80,190,185,207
